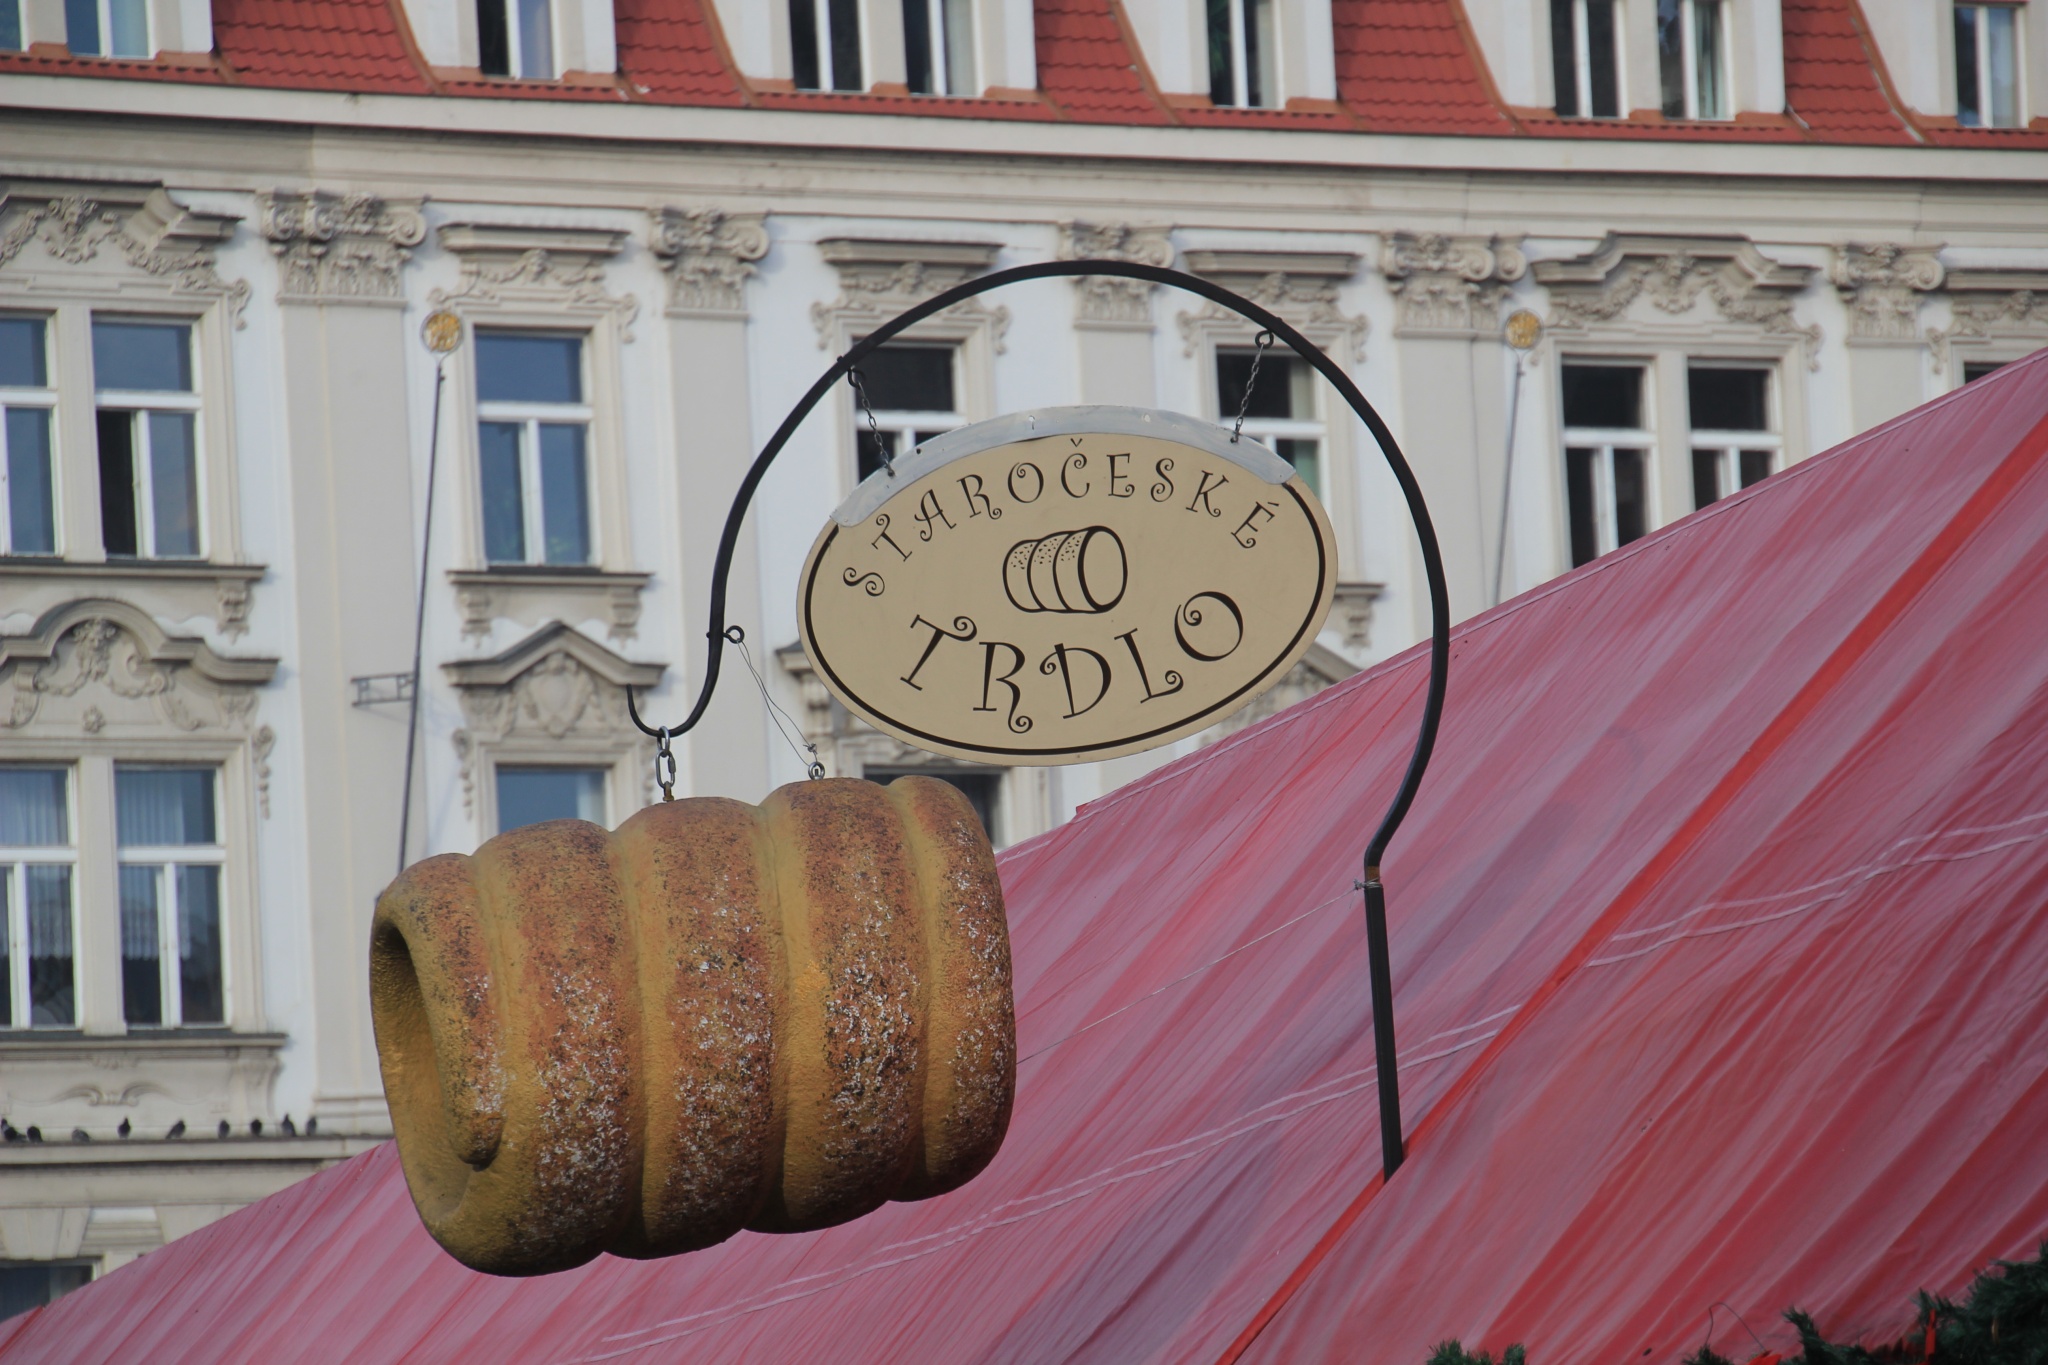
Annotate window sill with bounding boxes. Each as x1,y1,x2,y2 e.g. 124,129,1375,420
0,559,265,639
448,566,651,645
0,1030,285,1051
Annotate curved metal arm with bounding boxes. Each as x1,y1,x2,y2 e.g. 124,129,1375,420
631,259,1450,878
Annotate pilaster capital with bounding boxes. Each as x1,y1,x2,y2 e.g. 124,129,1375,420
257,189,427,305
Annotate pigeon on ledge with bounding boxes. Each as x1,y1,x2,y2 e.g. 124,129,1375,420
167,1119,186,1140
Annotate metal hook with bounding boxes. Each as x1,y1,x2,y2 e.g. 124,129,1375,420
654,726,676,803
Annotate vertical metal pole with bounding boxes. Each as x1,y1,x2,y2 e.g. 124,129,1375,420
1491,352,1526,608
1363,869,1405,1178
397,359,446,876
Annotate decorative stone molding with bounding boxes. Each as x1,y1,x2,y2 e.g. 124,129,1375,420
0,561,264,641
648,206,768,315
1828,244,1945,343
1926,267,2048,373
257,189,427,304
445,566,651,645
0,1033,287,1141
1057,221,1175,327
810,238,1008,350
252,724,276,817
445,622,664,817
0,182,249,326
0,599,277,735
1535,234,1822,367
1330,581,1385,661
776,642,1004,787
1379,233,1528,336
1176,250,1367,361
1202,642,1358,744
431,222,638,339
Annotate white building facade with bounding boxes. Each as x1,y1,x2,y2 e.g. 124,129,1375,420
2,0,2047,1310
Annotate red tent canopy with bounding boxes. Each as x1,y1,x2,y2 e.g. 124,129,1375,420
9,356,2048,1365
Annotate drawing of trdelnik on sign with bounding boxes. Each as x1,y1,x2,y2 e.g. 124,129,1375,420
800,407,1339,765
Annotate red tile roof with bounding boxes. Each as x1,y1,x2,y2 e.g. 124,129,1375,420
1,0,2040,150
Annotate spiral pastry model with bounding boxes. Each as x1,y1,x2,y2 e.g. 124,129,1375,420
369,777,1015,1276
1002,526,1128,614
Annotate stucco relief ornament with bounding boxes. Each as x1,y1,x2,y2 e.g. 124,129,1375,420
648,206,768,313
1058,221,1175,324
1829,243,1944,342
259,190,427,301
1381,232,1528,335
0,191,252,327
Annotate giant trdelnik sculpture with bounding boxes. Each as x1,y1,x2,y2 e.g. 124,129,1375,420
370,776,1013,1275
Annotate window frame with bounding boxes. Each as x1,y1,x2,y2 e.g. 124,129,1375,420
905,0,976,96
790,0,865,91
1559,359,1656,565
1553,0,1626,118
852,340,967,481
468,327,604,569
1212,345,1327,499
66,0,150,58
114,764,227,1030
1686,362,1781,509
1660,0,1730,121
91,314,208,560
478,0,556,80
0,312,61,558
0,766,81,1031
1208,0,1280,108
1954,2,2026,128
492,762,610,835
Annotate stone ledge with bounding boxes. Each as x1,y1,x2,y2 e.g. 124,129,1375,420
0,560,265,640
0,1134,382,1167
447,566,652,645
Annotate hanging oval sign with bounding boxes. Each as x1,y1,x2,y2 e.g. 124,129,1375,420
799,406,1337,765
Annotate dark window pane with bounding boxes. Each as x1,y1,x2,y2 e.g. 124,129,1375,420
147,411,201,556
1586,0,1619,117
865,768,999,838
1275,438,1321,497
6,409,56,554
97,410,138,557
1658,0,1685,116
0,769,67,845
1550,0,1578,116
0,878,9,1025
1244,0,1268,107
92,321,192,393
1562,364,1642,429
537,423,590,564
479,421,526,563
1692,0,1725,117
178,865,223,1024
64,0,99,54
904,0,934,92
1218,351,1308,421
789,0,819,87
1688,367,1768,431
1963,361,2006,383
27,865,72,1026
828,0,862,89
1613,448,1648,546
0,2,22,50
859,345,954,412
0,317,47,387
116,767,217,845
478,0,509,75
515,0,551,77
0,1263,94,1322
1955,5,1981,126
475,332,581,403
1692,449,1721,509
120,864,162,1026
1988,5,2018,126
1566,446,1597,566
1739,449,1772,487
1208,0,1235,103
856,429,900,481
495,766,605,833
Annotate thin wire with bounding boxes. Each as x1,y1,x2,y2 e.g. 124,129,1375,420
1703,1302,1770,1357
397,357,446,876
1230,330,1276,444
846,364,892,476
727,627,826,780
1491,351,1527,608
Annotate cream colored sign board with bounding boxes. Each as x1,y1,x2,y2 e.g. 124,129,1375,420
799,406,1337,765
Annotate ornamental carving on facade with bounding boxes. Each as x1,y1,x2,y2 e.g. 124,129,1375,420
0,184,250,326
1057,221,1175,325
1828,243,1945,342
1925,267,2048,372
1176,250,1367,361
1380,232,1529,335
648,206,769,314
810,238,1009,350
431,222,639,339
258,189,428,303
0,601,277,735
1535,234,1821,368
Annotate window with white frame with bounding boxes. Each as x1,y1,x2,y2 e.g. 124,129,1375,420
1208,0,1279,108
63,0,148,57
475,330,593,566
115,766,224,1027
905,0,974,95
1955,4,2023,128
853,343,964,481
1688,365,1777,509
1,0,24,53
1551,0,1623,117
0,315,58,557
1562,362,1652,566
1216,348,1323,496
92,318,202,559
1964,359,2010,384
1658,0,1728,120
478,0,554,78
0,768,77,1030
495,765,606,833
791,0,864,91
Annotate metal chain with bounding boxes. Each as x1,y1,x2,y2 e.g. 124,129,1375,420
1231,329,1276,444
654,727,676,802
846,363,891,475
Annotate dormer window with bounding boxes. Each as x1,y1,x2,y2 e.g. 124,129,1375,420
905,0,975,95
791,0,864,91
64,0,150,58
1955,4,2023,128
1658,0,1728,120
1208,0,1278,108
478,0,554,79
1551,0,1623,117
